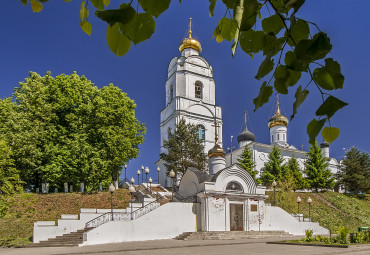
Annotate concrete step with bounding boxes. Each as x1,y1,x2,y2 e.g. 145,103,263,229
175,231,292,240
29,229,88,247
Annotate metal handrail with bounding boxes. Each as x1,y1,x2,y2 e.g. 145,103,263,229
85,196,164,229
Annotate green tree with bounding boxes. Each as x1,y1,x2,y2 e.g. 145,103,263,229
160,118,207,177
0,139,22,195
260,145,284,185
304,140,334,192
237,145,258,182
283,156,307,191
0,72,145,191
19,0,346,144
338,147,370,194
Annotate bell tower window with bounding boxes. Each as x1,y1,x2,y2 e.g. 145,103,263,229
197,125,205,142
195,81,203,99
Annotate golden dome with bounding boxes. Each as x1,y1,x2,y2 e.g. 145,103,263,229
179,18,202,53
268,99,288,128
208,143,226,158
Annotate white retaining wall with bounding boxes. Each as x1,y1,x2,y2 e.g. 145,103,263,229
33,209,125,243
82,203,197,246
262,205,329,235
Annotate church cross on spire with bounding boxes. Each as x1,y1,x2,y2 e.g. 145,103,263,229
188,17,192,38
212,118,220,145
244,110,247,131
275,93,281,116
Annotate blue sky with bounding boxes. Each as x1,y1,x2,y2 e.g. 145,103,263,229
1,1,370,182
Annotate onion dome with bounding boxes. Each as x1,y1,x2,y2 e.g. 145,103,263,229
208,143,226,158
237,110,255,143
179,18,202,53
320,141,330,148
268,99,288,128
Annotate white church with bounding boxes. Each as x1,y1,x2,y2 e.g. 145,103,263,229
32,20,335,247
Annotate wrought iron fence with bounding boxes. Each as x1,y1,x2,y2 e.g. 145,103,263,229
85,197,162,229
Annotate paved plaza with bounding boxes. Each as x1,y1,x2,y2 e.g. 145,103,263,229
1,238,370,255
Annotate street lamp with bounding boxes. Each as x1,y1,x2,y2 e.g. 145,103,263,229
137,169,141,185
296,196,302,220
128,185,136,220
169,170,176,202
141,165,144,184
149,177,152,192
130,177,135,185
109,183,116,221
124,164,128,183
157,166,160,185
145,167,150,189
272,180,277,206
307,197,312,221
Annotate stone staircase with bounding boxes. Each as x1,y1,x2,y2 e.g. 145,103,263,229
174,231,292,240
30,228,91,247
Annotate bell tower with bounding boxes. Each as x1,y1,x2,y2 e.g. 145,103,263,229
160,18,223,155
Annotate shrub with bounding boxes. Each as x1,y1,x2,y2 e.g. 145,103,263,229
305,229,314,242
337,226,350,244
350,233,362,243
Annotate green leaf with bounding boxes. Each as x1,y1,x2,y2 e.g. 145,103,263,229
209,0,217,17
231,0,244,56
295,32,332,62
95,5,136,26
240,0,261,31
274,65,301,94
30,0,43,12
313,58,344,90
307,118,326,145
103,0,110,6
253,81,273,112
138,0,171,18
315,96,348,119
119,13,155,45
222,0,238,9
285,50,308,71
291,85,309,120
286,19,309,46
80,1,89,20
322,127,340,143
107,24,131,56
90,0,105,11
262,14,285,35
20,0,28,5
212,18,238,42
255,56,274,80
80,20,92,36
263,34,285,56
239,30,265,55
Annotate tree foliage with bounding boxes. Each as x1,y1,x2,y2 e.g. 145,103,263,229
260,145,284,185
338,147,370,194
304,140,334,192
0,72,145,191
0,139,22,196
282,155,307,191
19,0,346,144
160,119,207,177
237,145,258,182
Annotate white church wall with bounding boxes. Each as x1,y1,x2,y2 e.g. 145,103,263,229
82,203,197,246
262,205,329,235
207,197,227,231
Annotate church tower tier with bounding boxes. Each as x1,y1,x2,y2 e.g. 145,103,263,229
268,95,288,146
160,18,223,155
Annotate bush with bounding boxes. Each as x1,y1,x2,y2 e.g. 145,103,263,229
305,229,314,242
337,226,350,244
350,233,362,243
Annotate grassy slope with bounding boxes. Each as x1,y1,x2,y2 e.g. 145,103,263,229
0,189,130,247
1,191,369,247
266,191,370,233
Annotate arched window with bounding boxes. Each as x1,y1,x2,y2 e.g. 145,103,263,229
169,84,174,100
277,134,280,140
195,81,203,99
197,125,205,142
226,181,243,192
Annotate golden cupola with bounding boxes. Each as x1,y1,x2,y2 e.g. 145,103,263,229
208,120,225,158
268,97,288,129
179,18,202,53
